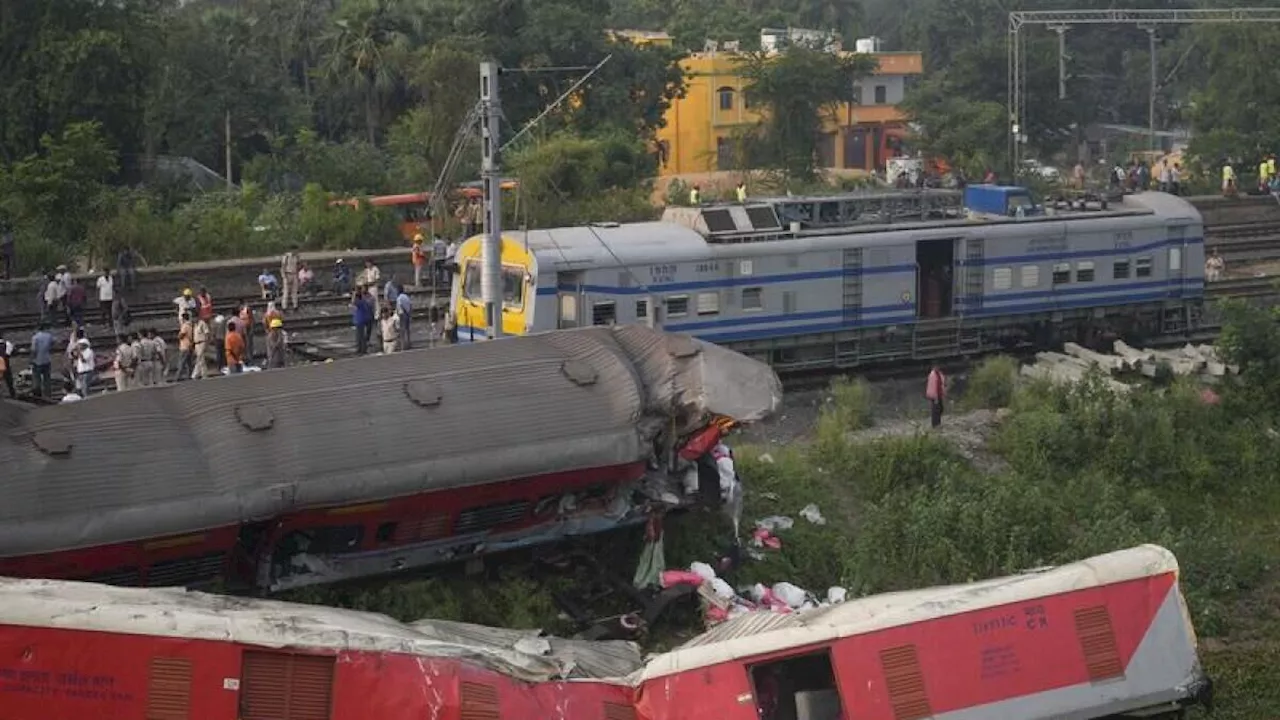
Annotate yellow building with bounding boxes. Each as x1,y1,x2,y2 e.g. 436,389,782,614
653,36,923,176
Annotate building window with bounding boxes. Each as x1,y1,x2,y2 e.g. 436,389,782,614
696,292,720,316
1076,261,1095,282
1135,256,1153,278
1052,262,1071,285
851,84,863,105
591,300,616,326
1113,260,1130,280
874,85,887,104
742,287,764,311
717,86,735,111
1020,265,1040,288
666,295,689,318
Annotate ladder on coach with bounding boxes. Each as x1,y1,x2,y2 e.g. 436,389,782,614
961,239,985,314
842,248,863,326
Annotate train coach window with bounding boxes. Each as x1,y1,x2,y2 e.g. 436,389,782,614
992,268,1012,291
1020,265,1040,288
636,300,648,319
1113,260,1131,280
1135,256,1153,278
1076,261,1095,282
1169,247,1183,272
463,262,482,301
696,292,720,316
592,300,617,326
1052,263,1071,286
742,287,764,311
666,295,689,318
502,268,526,308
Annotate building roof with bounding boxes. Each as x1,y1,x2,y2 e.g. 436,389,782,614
637,545,1179,681
0,325,782,557
0,577,643,683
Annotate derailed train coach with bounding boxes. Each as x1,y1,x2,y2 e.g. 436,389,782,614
450,187,1206,372
0,325,782,593
0,545,1211,720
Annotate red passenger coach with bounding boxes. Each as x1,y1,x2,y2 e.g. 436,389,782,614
0,578,641,720
0,325,782,594
0,546,1211,720
635,544,1211,720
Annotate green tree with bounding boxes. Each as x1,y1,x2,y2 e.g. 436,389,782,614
0,121,118,250
509,131,657,227
736,46,876,181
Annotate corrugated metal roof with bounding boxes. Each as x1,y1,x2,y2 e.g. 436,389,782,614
0,326,782,557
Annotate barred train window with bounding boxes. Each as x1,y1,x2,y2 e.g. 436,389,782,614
742,287,764,311
1113,260,1130,280
592,301,616,326
1076,261,1095,283
1135,256,1153,278
635,300,648,319
696,292,720,316
666,295,689,318
1052,263,1071,286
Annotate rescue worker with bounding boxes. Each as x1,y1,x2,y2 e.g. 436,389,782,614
192,314,211,379
111,293,130,345
73,337,95,398
96,270,114,324
262,301,282,335
1260,157,1273,192
0,336,13,398
1222,161,1237,197
735,181,747,203
153,326,169,382
136,328,160,387
29,324,53,399
1205,249,1225,282
411,235,428,288
360,258,382,307
175,288,197,325
351,286,374,355
926,365,947,429
113,334,136,392
174,313,195,381
237,300,256,366
280,247,300,310
379,305,401,354
333,258,352,295
689,184,701,205
431,234,447,284
224,320,246,374
265,317,287,369
196,287,215,324
395,284,412,350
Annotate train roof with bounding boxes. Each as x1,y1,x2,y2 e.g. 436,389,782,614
510,192,1202,271
0,326,782,557
0,577,642,683
637,544,1181,681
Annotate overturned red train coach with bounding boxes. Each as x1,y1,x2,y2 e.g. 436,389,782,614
0,325,782,593
0,545,1210,720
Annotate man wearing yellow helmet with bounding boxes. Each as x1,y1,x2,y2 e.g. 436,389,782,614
411,234,427,287
265,316,287,369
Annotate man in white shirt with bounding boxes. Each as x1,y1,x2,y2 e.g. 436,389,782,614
73,338,95,397
96,271,114,324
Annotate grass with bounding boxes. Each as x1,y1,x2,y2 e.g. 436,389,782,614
296,310,1280,715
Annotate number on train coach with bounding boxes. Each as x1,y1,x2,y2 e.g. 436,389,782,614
649,265,676,283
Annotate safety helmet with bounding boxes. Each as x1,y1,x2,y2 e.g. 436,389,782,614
269,318,283,329
413,234,424,243
182,288,192,296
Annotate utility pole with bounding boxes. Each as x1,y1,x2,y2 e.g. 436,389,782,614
1142,25,1158,152
479,61,503,340
1050,25,1069,100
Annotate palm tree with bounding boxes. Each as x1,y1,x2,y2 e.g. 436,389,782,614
321,0,412,144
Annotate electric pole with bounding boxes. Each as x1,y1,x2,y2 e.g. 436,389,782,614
479,61,503,340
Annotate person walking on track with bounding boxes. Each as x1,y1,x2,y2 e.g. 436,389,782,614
280,247,300,310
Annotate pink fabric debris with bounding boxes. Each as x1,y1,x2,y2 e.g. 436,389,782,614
661,570,706,588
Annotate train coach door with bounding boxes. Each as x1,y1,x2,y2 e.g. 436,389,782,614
1167,224,1187,298
557,271,584,329
916,238,955,318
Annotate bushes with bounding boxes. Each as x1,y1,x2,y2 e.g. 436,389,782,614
963,355,1018,409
